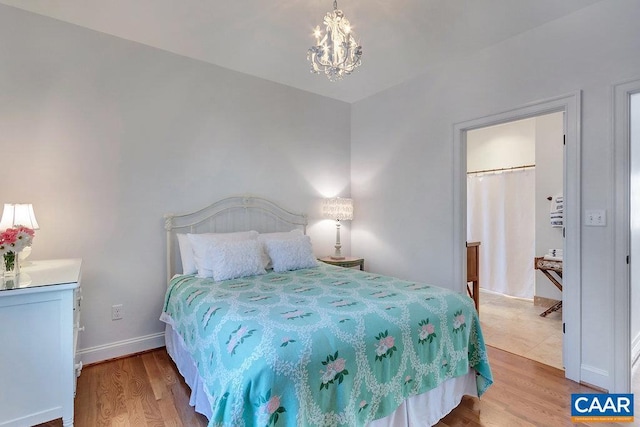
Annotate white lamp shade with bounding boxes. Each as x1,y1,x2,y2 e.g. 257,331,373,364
322,198,354,221
0,203,40,230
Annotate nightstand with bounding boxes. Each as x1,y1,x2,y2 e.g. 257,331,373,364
0,258,83,427
318,256,365,271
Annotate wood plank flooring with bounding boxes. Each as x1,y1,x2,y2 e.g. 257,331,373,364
38,346,617,427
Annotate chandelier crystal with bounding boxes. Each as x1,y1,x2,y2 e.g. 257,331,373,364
307,0,363,82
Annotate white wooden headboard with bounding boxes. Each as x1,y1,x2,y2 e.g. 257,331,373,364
164,195,308,281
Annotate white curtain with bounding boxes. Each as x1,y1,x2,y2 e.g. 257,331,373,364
467,168,535,299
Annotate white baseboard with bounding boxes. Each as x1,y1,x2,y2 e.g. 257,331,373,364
581,364,610,392
78,332,165,365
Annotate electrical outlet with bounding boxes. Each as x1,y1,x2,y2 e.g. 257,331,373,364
585,209,606,226
112,304,124,320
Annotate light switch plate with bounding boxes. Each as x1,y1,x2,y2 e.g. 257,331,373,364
585,209,606,226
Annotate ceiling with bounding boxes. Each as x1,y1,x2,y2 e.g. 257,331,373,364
0,0,602,103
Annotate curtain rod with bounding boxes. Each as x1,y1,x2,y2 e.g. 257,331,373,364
467,164,535,175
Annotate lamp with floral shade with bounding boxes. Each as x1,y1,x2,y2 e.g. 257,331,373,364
322,197,353,260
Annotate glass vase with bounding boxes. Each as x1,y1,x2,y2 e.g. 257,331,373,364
3,251,20,279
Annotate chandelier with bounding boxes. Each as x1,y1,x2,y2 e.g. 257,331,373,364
307,0,363,82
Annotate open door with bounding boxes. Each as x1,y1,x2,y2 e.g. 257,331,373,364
453,92,582,382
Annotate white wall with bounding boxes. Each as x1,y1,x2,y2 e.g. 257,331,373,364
534,112,564,300
351,0,640,391
467,118,535,172
0,5,351,363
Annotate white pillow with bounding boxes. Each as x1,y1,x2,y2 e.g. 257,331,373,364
258,229,304,269
177,233,197,275
187,231,259,278
209,239,266,281
263,235,318,273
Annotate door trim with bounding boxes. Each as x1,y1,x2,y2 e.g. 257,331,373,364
613,78,640,393
453,92,582,382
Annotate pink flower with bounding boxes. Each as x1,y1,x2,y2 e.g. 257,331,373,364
0,226,35,255
227,338,238,354
426,324,435,334
237,326,248,338
227,326,251,353
321,367,336,384
453,314,466,329
321,356,347,385
382,336,395,348
3,228,17,238
284,310,304,319
376,337,394,356
16,226,35,237
330,358,346,373
266,395,281,414
359,400,367,408
1,230,16,245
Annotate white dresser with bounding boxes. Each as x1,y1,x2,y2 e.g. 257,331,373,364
0,259,83,427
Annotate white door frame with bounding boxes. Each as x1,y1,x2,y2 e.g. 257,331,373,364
613,78,640,393
453,92,582,382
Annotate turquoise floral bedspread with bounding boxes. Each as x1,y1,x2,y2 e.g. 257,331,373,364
161,263,492,427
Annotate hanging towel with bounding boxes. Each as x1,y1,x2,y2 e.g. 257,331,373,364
550,193,563,228
544,248,563,261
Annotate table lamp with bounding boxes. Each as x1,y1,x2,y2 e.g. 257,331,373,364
322,197,353,260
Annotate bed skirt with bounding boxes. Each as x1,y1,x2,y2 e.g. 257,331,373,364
165,324,478,426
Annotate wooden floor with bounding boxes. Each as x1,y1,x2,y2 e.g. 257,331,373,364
38,346,616,427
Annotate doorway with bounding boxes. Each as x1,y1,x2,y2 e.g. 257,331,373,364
631,93,640,364
452,92,582,382
613,78,640,393
630,92,640,401
466,113,564,369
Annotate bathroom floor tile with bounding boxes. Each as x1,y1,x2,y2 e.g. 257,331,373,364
479,289,563,370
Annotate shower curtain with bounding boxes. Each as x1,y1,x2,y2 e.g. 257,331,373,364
467,168,535,299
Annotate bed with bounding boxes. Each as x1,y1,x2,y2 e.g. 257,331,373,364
161,196,492,426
